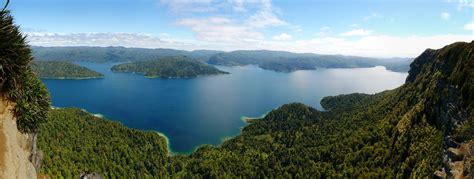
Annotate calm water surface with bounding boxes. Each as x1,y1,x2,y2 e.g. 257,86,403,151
43,63,407,153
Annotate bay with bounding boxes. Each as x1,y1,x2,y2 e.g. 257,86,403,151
42,62,407,153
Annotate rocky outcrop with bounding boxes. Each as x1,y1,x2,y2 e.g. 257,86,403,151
0,95,37,179
436,139,474,179
408,41,474,178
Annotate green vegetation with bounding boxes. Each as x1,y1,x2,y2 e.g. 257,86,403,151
32,46,222,63
38,108,169,178
31,61,103,79
111,56,229,78
0,10,50,133
37,42,473,177
32,46,411,73
208,50,384,72
259,60,316,72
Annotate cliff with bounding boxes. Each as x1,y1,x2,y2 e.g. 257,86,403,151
0,10,50,179
0,95,38,178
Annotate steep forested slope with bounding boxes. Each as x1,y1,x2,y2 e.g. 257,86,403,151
37,41,473,178
38,108,169,178
31,61,103,79
171,41,473,178
111,56,229,78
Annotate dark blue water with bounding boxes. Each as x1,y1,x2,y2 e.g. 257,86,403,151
42,63,407,153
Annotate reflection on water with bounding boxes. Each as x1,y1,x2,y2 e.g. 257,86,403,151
43,63,407,153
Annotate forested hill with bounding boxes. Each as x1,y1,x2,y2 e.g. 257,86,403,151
37,41,473,178
110,56,229,78
207,50,412,72
32,46,411,72
31,61,103,79
32,46,223,63
176,41,473,177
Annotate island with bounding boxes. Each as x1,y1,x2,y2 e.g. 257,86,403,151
31,61,104,79
110,56,229,78
36,41,474,178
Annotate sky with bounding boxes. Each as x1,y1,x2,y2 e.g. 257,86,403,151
7,0,474,57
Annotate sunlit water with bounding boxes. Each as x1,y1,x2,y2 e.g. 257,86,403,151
42,63,408,153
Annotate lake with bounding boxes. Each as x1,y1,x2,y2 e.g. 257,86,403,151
42,63,408,153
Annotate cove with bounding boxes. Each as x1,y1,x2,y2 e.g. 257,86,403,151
42,62,407,153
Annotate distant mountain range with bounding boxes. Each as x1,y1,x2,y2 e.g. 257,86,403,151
32,46,223,63
32,46,412,72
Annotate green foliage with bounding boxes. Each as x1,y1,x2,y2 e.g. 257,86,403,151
31,61,103,79
177,41,469,177
0,10,50,133
32,46,222,63
111,56,229,78
37,40,473,177
38,108,170,178
33,46,411,73
259,60,316,72
208,50,394,72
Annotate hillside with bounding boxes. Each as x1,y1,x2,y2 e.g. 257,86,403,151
32,46,411,73
37,41,473,178
32,46,222,63
174,41,473,177
111,56,229,78
38,108,169,177
31,61,103,79
208,50,400,72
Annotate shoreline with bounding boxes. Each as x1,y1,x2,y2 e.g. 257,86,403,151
111,70,229,79
240,111,270,123
51,106,177,156
50,105,274,156
155,131,173,156
40,76,104,80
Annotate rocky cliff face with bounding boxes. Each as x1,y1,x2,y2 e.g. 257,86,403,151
404,41,473,178
0,95,38,179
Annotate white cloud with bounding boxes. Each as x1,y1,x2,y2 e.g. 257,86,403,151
464,22,474,30
176,17,264,42
246,10,287,28
170,0,289,43
272,33,292,41
25,32,473,58
340,29,373,36
447,0,474,10
245,0,287,28
440,12,451,20
25,32,198,50
261,34,473,58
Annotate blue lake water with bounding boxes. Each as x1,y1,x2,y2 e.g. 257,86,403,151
42,63,408,153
